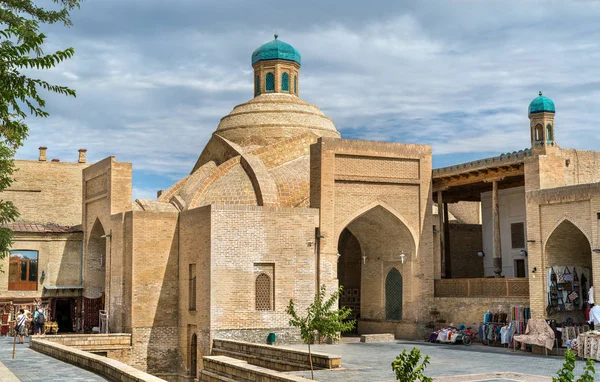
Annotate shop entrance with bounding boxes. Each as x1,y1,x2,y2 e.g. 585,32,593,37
55,299,74,332
545,219,592,321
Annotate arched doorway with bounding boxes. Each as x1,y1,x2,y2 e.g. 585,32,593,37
337,205,415,326
386,268,403,320
545,220,592,321
190,333,197,377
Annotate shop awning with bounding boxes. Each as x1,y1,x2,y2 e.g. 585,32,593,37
43,285,83,290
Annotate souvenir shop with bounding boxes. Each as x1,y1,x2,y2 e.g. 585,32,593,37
546,266,591,317
0,295,83,336
426,305,530,347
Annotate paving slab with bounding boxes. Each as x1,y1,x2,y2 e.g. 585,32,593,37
0,336,106,381
285,340,600,381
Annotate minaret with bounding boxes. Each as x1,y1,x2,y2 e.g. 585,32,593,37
528,91,556,154
251,35,301,97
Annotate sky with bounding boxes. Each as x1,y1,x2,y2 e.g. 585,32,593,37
18,0,600,200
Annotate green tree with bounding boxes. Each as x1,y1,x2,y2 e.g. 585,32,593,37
553,348,596,382
0,0,81,258
391,347,433,382
286,285,356,380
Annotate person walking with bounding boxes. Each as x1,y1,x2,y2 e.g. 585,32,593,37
15,309,28,344
33,306,46,335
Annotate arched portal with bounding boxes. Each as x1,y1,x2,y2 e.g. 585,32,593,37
190,333,197,377
84,219,107,330
545,220,592,320
337,205,415,325
87,219,107,297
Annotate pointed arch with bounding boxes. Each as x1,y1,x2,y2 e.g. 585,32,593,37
255,75,260,96
255,273,272,311
265,72,275,92
534,124,543,141
281,72,289,92
385,268,403,320
543,216,592,249
190,333,197,377
546,123,554,141
336,201,418,255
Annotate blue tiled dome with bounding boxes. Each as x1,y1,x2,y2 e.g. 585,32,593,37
251,35,301,66
529,91,555,115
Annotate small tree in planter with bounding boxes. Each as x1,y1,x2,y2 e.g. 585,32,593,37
391,347,433,382
286,285,355,380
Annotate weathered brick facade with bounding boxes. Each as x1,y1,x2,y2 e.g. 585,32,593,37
0,151,88,312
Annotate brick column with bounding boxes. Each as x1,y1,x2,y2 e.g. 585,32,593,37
493,181,503,277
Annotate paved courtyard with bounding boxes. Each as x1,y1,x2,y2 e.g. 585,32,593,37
0,336,106,381
287,340,600,381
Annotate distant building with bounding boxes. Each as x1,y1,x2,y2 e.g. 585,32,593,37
0,148,89,333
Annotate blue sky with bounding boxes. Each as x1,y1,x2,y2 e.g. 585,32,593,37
17,1,600,199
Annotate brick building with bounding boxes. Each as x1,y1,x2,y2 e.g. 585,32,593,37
24,37,599,380
0,148,90,333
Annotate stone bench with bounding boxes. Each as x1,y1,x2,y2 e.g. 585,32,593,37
212,338,341,371
360,333,396,343
201,355,313,382
30,338,164,382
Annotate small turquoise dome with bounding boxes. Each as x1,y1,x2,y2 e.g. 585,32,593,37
529,91,555,115
251,35,301,66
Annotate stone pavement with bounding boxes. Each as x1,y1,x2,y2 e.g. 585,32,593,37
286,340,600,381
0,336,106,381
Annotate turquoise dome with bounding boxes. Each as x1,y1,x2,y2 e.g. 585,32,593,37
251,35,301,66
529,91,555,115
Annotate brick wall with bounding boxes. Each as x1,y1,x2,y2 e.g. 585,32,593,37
209,204,318,334
130,211,179,375
0,232,83,299
448,224,483,278
1,159,89,226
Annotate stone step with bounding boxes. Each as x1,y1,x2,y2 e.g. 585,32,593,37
360,333,395,343
202,355,313,382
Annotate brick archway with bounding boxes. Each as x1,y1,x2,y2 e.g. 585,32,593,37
337,204,416,323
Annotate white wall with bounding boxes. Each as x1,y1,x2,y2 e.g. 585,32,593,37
481,186,528,278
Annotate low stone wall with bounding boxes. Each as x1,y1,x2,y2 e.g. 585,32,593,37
201,355,312,382
358,320,420,340
30,338,164,382
211,339,341,371
38,333,132,364
211,328,300,345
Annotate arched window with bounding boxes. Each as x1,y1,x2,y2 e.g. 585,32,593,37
190,333,197,377
281,72,289,92
294,75,297,94
385,268,402,320
535,124,543,141
265,72,275,92
255,75,260,96
256,273,272,311
546,123,553,141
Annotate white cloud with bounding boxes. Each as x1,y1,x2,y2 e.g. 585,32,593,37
14,1,600,191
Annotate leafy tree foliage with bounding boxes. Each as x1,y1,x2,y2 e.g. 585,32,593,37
391,347,433,382
553,348,595,382
286,285,355,380
0,0,81,257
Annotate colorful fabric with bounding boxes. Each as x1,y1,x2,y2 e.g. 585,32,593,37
513,318,555,350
